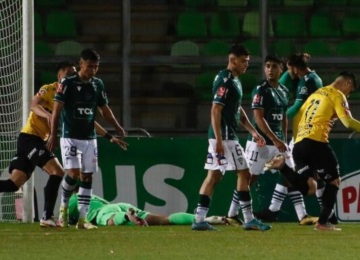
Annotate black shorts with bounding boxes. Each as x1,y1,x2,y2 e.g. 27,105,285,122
9,133,55,178
293,138,340,183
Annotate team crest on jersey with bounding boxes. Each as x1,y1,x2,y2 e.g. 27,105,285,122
299,86,308,95
57,83,64,93
217,86,226,97
253,94,261,104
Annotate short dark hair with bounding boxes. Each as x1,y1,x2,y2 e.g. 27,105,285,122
339,71,358,91
265,54,282,65
229,44,250,57
80,48,100,61
56,61,75,72
287,53,309,70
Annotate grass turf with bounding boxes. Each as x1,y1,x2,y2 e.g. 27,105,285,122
0,223,359,260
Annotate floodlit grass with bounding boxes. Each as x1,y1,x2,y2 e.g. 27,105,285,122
0,223,359,260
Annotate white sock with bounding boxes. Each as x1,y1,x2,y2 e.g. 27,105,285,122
240,200,254,223
289,190,306,221
60,175,77,208
316,187,325,208
78,187,92,219
228,190,241,217
269,184,288,212
195,206,209,223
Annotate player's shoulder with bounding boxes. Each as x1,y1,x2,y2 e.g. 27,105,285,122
37,82,57,96
253,80,269,92
91,77,105,87
60,73,78,85
214,69,233,86
279,83,289,93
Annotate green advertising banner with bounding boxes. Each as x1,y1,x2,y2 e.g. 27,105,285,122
93,137,360,222
6,137,358,222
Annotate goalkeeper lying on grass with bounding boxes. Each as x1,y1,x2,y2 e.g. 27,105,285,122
68,194,229,226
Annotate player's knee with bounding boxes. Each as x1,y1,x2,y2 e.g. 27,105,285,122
307,178,317,195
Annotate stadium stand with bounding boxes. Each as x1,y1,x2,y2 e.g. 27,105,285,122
209,12,240,38
176,12,207,38
55,40,83,56
45,10,77,37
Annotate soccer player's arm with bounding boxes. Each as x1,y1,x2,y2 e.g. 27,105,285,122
336,96,360,132
47,82,66,151
239,106,265,146
94,121,128,150
30,86,53,125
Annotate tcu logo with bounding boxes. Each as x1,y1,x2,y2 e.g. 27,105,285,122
78,108,93,115
272,114,283,120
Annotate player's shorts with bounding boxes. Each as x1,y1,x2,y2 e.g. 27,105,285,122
9,133,55,178
204,139,249,174
95,203,149,226
293,138,340,183
245,140,295,175
60,138,98,173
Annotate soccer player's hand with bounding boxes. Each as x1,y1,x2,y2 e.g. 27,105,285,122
110,137,128,151
116,126,126,137
215,140,224,156
46,134,57,152
252,132,266,147
273,139,287,153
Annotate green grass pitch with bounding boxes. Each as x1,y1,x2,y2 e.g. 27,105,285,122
0,223,359,260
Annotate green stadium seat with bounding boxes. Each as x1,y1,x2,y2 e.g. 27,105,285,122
209,12,240,38
35,0,66,7
242,39,260,56
216,0,247,7
243,12,274,37
176,12,207,38
35,12,43,37
336,41,360,56
309,13,341,37
248,0,281,6
271,40,296,57
45,11,77,37
194,72,216,100
343,15,360,37
203,41,230,56
55,40,83,56
315,0,346,6
349,91,360,100
35,40,54,56
275,14,306,37
283,0,313,6
183,0,214,9
304,41,332,56
171,41,200,68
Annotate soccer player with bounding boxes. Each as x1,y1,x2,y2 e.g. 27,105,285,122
254,54,323,224
266,71,360,231
0,61,75,227
47,49,126,230
68,193,228,227
192,44,271,231
226,54,302,223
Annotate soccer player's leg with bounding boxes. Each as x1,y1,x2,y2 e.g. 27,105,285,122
192,139,225,231
230,141,271,231
40,155,64,227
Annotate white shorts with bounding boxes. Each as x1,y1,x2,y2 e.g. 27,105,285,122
245,140,295,175
204,139,249,174
60,138,98,173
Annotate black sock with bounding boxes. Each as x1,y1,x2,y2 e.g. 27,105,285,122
281,164,309,196
198,194,211,208
0,179,19,192
318,184,339,225
43,175,62,219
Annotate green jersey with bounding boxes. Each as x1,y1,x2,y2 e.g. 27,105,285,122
208,69,243,141
54,73,108,140
68,194,109,224
279,71,299,97
296,70,323,102
248,80,289,145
